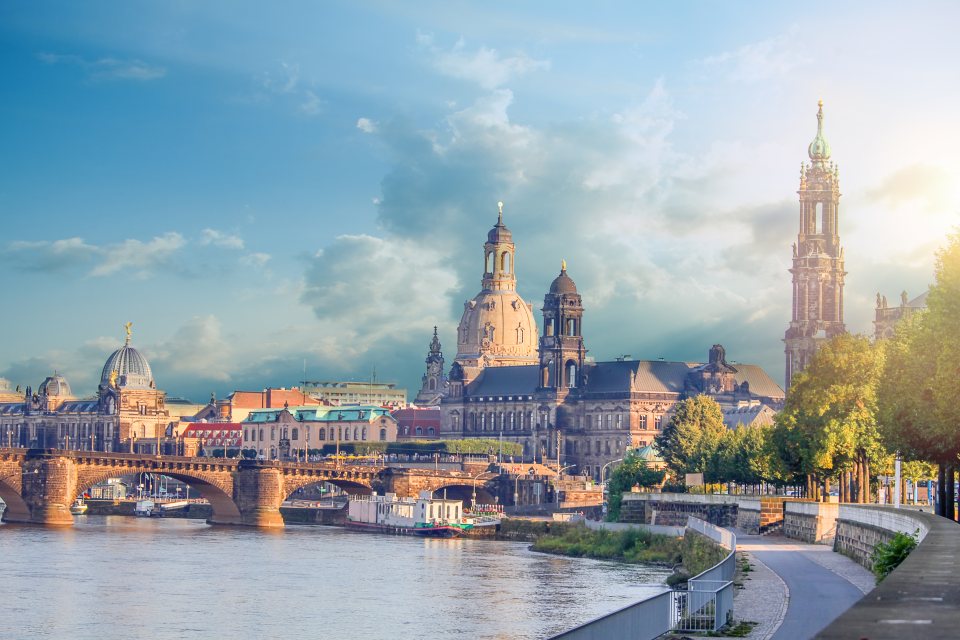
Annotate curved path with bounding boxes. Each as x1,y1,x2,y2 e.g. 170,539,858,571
738,535,872,640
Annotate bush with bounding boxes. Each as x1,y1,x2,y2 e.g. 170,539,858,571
530,523,682,565
872,530,918,583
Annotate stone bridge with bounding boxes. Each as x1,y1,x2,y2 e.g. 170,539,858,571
0,449,499,528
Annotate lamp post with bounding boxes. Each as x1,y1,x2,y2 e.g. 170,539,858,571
600,458,624,507
471,470,486,508
553,464,575,505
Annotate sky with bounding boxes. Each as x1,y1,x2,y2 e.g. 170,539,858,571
1,1,958,401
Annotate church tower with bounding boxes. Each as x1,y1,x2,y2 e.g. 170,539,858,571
538,261,586,392
784,101,847,389
414,326,445,406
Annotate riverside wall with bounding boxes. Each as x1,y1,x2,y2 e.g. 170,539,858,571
783,501,839,545
618,493,790,534
83,499,347,525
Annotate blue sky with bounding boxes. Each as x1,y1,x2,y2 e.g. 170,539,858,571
2,1,958,401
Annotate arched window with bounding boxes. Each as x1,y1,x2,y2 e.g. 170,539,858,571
814,202,823,234
292,428,299,440
379,428,387,441
427,427,435,436
361,427,367,441
566,362,577,388
428,378,436,390
270,427,276,440
501,251,511,273
319,428,326,441
353,427,359,441
259,429,265,441
416,426,423,436
485,251,494,273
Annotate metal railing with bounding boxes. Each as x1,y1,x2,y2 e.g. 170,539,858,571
547,517,737,640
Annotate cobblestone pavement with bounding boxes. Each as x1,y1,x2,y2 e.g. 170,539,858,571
732,545,789,640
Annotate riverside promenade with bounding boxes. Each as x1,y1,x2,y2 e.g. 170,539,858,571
736,534,873,640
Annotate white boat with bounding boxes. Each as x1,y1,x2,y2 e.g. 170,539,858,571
347,491,469,537
0,499,6,521
134,500,155,517
70,498,88,515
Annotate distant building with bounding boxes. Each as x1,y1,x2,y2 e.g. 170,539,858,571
430,207,784,481
393,406,441,439
0,324,171,453
214,388,321,423
413,327,445,406
721,403,777,430
301,380,406,408
784,101,847,389
241,405,398,460
173,421,243,456
874,290,928,340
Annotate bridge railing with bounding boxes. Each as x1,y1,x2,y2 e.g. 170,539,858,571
547,517,736,640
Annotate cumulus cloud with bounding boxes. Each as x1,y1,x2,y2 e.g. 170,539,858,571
200,228,245,249
4,237,99,272
417,32,550,89
90,232,185,277
356,117,377,133
240,252,271,268
700,28,810,83
38,52,166,81
149,315,234,383
865,164,956,212
301,234,460,361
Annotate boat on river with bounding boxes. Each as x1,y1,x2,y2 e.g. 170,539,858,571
347,491,471,537
70,498,88,515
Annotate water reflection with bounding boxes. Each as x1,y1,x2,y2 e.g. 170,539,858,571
1,517,670,639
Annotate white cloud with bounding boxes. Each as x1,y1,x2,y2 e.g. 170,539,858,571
700,28,810,83
417,33,549,89
38,52,166,81
200,228,245,250
240,252,271,268
357,117,377,133
300,90,324,116
90,232,186,277
149,315,233,382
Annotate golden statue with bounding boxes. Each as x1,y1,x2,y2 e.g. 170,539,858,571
109,370,119,389
124,321,133,343
561,259,567,271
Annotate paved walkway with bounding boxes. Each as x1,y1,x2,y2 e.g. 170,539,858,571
737,535,873,640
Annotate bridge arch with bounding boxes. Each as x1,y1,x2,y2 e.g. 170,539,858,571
429,482,496,507
0,469,30,523
74,466,241,524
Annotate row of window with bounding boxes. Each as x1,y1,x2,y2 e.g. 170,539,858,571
244,426,388,442
460,411,662,432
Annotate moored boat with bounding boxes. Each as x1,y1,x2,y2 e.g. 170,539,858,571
347,491,470,537
70,498,88,515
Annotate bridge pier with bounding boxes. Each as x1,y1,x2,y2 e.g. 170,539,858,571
13,450,78,527
230,460,285,528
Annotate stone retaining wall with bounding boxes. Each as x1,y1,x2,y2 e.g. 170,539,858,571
832,505,929,569
618,493,787,534
783,501,838,544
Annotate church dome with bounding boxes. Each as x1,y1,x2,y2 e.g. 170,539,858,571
39,374,72,398
549,262,578,295
101,330,154,389
455,290,538,366
487,220,513,244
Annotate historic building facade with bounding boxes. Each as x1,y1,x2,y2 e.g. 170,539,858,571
874,290,928,340
0,324,170,452
784,101,847,389
413,327,445,406
433,213,785,480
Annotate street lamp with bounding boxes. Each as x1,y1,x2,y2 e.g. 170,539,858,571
600,458,624,504
471,470,487,508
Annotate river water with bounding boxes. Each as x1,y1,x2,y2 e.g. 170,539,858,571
1,516,670,640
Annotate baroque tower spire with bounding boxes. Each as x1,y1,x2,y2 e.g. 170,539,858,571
539,261,586,392
414,326,445,406
482,201,516,292
784,100,847,389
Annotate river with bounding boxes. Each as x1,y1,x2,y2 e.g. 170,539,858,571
0,516,670,639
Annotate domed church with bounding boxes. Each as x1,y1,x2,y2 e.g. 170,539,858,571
414,202,786,481
454,202,539,377
0,323,170,452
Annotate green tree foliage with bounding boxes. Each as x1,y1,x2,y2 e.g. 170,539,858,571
771,333,886,499
605,450,666,520
654,395,727,483
719,423,775,487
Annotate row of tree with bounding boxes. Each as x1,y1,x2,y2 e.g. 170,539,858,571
649,232,959,516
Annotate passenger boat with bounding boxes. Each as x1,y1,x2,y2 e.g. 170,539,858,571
70,498,88,515
134,500,155,517
347,491,472,537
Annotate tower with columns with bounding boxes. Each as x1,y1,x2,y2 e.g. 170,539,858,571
784,101,847,389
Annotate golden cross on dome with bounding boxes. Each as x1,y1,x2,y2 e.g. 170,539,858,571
497,200,504,223
124,321,133,344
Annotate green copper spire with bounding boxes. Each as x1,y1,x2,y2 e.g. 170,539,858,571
807,99,831,164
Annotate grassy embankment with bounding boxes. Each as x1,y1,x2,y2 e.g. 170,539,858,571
528,524,683,565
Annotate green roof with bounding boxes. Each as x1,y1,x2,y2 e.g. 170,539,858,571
243,405,392,423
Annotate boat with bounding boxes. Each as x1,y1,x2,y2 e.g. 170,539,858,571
134,500,156,517
0,499,6,521
347,491,472,537
70,498,88,515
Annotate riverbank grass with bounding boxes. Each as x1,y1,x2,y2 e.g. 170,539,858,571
530,525,682,565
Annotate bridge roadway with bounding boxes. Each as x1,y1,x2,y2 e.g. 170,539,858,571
0,448,499,528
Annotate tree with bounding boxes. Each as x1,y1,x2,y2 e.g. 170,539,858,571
772,333,886,501
719,423,775,490
878,232,960,518
654,395,727,484
605,450,666,521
